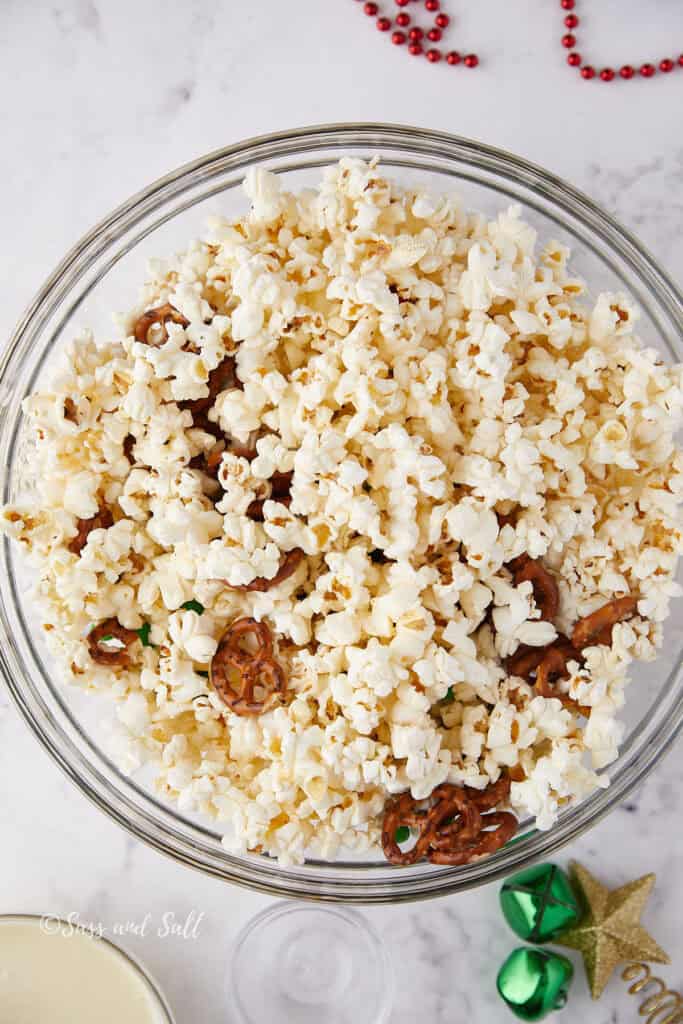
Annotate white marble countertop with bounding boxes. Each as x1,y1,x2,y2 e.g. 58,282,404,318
2,2,683,1021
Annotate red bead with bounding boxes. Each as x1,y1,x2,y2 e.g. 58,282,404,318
567,52,581,66
435,12,449,28
581,65,595,79
660,58,674,73
640,63,656,77
560,0,575,8
392,30,406,44
600,68,615,81
408,42,423,55
619,64,635,79
363,2,378,14
446,50,461,65
396,12,410,25
562,34,576,48
395,0,410,5
425,0,439,9
426,47,442,62
464,53,479,68
408,26,423,40
376,16,391,30
564,14,578,28
427,27,442,42
678,55,683,67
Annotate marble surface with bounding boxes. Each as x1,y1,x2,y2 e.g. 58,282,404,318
2,2,683,1021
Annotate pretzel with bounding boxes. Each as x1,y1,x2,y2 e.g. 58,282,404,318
505,644,547,680
210,617,287,716
179,355,238,418
381,786,480,865
428,811,518,865
68,506,114,555
133,303,189,346
465,774,511,812
225,548,304,593
572,595,639,650
246,471,294,521
535,644,590,715
88,618,139,666
123,434,136,465
381,778,517,867
509,554,559,622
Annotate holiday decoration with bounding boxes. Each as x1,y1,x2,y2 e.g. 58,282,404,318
559,0,682,82
353,0,479,68
353,0,683,80
500,863,581,944
496,861,682,1019
496,948,574,1022
553,862,669,1000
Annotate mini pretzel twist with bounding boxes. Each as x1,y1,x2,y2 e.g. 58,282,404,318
246,471,294,521
133,303,189,346
381,778,517,867
225,548,304,593
509,554,559,622
88,618,139,667
210,617,287,716
381,786,480,865
68,506,114,556
428,811,518,865
179,355,238,418
572,595,639,650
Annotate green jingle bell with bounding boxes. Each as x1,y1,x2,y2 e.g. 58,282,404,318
500,863,581,943
497,948,574,1022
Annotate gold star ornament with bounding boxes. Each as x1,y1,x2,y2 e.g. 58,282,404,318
554,861,669,999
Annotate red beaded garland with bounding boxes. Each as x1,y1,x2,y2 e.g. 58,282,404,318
357,0,682,78
559,1,681,83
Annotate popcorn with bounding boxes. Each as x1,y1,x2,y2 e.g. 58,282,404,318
5,159,682,866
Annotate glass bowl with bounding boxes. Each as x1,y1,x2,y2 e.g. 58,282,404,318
1,124,682,904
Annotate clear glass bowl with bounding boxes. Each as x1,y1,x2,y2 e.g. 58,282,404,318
1,124,682,903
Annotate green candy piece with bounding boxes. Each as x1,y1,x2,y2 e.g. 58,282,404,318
497,948,573,1022
500,863,581,943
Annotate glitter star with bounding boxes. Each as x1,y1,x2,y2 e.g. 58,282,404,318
554,861,669,999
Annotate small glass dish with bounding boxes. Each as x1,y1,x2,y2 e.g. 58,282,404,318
0,124,682,903
0,913,175,1022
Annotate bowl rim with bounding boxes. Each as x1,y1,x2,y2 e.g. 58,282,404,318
1,122,682,903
